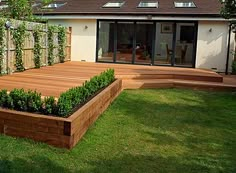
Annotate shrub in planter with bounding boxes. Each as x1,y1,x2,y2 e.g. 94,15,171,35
41,96,57,115
0,69,115,117
56,69,115,117
9,89,28,111
57,92,73,117
0,90,9,108
232,61,236,74
27,90,42,112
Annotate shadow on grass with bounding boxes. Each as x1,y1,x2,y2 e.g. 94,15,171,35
79,154,223,173
0,156,72,173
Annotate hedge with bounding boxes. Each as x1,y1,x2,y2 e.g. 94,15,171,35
0,69,115,117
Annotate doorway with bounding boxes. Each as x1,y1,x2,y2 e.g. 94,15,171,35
97,20,197,68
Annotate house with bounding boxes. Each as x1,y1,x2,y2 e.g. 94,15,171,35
2,0,236,73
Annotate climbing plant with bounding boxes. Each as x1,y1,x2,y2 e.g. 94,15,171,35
0,19,6,75
12,23,26,72
33,26,42,68
3,0,34,21
48,25,56,65
58,26,66,63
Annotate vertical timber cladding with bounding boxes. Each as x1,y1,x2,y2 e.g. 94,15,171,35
0,79,122,149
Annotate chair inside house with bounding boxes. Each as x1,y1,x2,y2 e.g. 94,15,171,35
175,45,188,64
166,44,173,63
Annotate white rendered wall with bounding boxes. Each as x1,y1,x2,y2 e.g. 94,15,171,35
196,21,234,72
48,19,97,62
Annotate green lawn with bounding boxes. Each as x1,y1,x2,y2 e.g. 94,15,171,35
0,89,236,173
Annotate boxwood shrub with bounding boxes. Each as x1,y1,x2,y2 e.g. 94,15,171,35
57,69,115,117
0,89,42,112
0,69,115,117
41,96,57,115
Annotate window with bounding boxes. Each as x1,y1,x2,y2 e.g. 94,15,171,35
42,3,66,9
103,1,125,8
138,1,158,8
174,2,196,8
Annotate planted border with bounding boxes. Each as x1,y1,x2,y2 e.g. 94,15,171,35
0,69,115,118
0,79,122,149
0,69,119,149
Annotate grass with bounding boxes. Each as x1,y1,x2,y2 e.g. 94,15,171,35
0,88,236,173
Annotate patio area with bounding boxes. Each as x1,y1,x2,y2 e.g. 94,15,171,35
0,61,235,97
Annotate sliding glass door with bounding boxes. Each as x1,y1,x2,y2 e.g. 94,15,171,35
97,20,197,68
116,22,134,64
174,23,196,67
135,22,153,65
154,22,174,65
97,21,115,62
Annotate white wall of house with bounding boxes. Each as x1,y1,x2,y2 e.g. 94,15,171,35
196,21,234,72
48,19,234,72
48,19,97,62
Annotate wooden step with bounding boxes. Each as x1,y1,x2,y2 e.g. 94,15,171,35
122,79,236,91
117,73,223,83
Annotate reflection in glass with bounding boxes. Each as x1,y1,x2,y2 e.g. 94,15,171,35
154,22,174,65
174,23,194,67
116,22,134,63
98,21,115,62
135,22,153,64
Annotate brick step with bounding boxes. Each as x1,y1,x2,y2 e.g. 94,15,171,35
117,74,223,83
122,79,236,91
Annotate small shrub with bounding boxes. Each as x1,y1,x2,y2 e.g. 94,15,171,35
232,61,236,74
56,68,115,117
41,96,57,115
57,93,73,117
0,69,115,117
27,90,42,112
9,89,28,111
0,90,8,107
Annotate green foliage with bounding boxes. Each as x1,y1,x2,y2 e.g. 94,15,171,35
220,0,236,19
0,90,9,107
9,89,28,111
33,26,42,68
56,69,115,117
232,61,236,73
0,69,114,117
12,23,26,72
27,90,42,112
57,93,73,117
0,19,5,75
47,25,56,65
0,89,42,112
41,96,57,115
58,26,66,63
3,0,34,21
0,89,236,173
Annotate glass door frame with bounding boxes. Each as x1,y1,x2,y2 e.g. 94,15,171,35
96,19,198,68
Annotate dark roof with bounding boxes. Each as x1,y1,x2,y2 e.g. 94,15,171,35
1,0,223,17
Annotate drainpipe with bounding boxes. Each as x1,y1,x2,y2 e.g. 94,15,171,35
225,22,232,75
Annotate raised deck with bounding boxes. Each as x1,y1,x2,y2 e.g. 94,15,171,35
0,61,235,97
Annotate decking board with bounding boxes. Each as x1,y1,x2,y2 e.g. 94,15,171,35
0,61,224,97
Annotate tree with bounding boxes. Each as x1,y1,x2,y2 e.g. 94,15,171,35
3,0,34,20
220,0,236,64
220,0,236,19
2,0,54,21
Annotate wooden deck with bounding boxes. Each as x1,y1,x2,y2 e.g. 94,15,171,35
0,61,234,97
